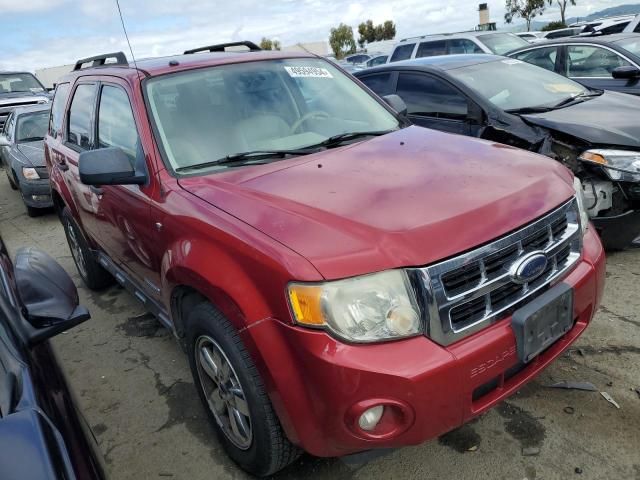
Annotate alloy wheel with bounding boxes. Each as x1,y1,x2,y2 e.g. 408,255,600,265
195,335,253,449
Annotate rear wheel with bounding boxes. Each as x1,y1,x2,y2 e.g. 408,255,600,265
186,302,300,476
61,207,114,290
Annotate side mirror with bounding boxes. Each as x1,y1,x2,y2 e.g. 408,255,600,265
0,135,10,147
79,147,146,186
14,247,90,345
612,66,640,79
382,94,408,117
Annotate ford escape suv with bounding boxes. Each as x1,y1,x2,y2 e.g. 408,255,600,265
44,44,605,476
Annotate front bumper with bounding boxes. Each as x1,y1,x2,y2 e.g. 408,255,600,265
245,228,605,457
18,178,53,208
592,210,640,250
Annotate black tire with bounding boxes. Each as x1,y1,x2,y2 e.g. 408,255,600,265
60,207,114,290
186,302,300,476
7,170,17,190
26,205,40,217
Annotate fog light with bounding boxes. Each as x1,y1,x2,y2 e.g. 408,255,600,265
358,405,384,431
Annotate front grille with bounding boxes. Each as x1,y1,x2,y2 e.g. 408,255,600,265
412,198,582,346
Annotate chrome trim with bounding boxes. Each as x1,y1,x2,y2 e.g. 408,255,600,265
409,198,582,346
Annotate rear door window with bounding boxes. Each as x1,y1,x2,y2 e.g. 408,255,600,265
448,39,484,54
390,44,415,62
67,83,97,150
511,46,559,72
358,73,394,96
49,82,70,139
567,45,631,77
97,85,140,160
396,73,468,119
416,41,447,58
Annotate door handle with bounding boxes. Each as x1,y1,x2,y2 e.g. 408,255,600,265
89,186,104,195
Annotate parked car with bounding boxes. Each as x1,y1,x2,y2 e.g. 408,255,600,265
343,53,371,65
0,236,105,479
365,54,389,67
355,54,640,249
46,45,604,476
388,31,529,62
623,14,640,33
508,34,640,95
578,15,637,36
0,72,50,131
515,31,543,42
533,27,585,42
0,105,53,216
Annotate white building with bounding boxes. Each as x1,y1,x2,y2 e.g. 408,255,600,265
35,64,73,89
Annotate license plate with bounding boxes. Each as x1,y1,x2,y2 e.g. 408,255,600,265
512,283,574,363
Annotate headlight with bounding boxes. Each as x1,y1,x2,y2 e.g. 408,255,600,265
22,167,40,180
288,270,422,343
573,176,589,235
579,149,640,182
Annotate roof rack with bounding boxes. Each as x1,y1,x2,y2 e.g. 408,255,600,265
184,41,262,54
74,52,128,71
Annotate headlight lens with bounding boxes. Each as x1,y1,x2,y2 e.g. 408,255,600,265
288,270,422,342
573,176,589,235
579,149,640,182
22,167,40,180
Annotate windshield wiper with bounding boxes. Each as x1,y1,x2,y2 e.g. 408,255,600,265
505,106,554,114
552,90,603,109
305,129,396,149
18,137,43,143
175,149,316,173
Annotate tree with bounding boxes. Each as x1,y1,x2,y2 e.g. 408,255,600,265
329,23,356,59
504,0,546,31
541,20,567,31
259,38,282,51
357,19,397,47
548,0,575,25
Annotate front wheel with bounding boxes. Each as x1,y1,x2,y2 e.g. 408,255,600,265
186,302,300,476
60,207,114,290
7,170,17,190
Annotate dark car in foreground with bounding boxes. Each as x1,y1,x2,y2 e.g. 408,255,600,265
0,104,53,216
0,237,105,479
507,34,640,95
356,54,640,249
0,72,50,130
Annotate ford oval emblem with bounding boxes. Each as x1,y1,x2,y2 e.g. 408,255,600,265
510,252,548,284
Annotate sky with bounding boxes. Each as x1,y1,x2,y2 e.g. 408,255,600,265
0,0,632,72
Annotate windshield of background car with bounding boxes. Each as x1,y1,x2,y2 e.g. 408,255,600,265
449,58,588,111
0,74,45,94
615,37,640,56
145,58,399,171
478,33,529,55
16,112,49,142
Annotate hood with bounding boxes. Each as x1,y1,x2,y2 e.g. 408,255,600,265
0,92,48,104
522,91,640,149
15,141,44,167
178,127,574,280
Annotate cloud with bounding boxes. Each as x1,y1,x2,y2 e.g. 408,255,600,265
0,0,65,12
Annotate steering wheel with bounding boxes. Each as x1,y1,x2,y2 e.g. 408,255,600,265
289,110,330,134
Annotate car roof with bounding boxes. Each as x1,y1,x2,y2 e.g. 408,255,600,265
356,54,501,74
0,71,36,75
398,30,516,43
12,104,50,116
59,50,316,83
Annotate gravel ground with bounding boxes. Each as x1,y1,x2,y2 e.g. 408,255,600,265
0,172,638,480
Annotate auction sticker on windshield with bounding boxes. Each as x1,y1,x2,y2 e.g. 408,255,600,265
284,66,333,78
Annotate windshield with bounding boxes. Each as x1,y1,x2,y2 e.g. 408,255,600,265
478,33,529,55
145,58,399,172
0,73,45,94
16,111,48,142
448,58,589,111
616,37,640,56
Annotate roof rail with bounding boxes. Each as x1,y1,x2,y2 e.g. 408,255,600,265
184,41,262,54
74,52,128,71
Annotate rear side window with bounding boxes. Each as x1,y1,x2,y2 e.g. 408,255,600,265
396,73,468,119
67,84,97,150
512,46,559,72
359,73,394,96
97,85,139,160
448,39,484,54
49,82,70,139
390,44,415,62
416,41,447,58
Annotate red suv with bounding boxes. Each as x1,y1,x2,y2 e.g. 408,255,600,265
44,43,605,476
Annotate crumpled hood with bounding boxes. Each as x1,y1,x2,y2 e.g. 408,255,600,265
522,91,640,149
178,126,574,280
15,141,44,167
